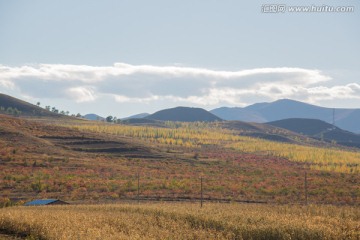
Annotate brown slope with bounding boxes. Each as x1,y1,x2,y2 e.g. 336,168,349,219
0,114,161,159
0,93,53,116
221,120,329,146
0,93,74,119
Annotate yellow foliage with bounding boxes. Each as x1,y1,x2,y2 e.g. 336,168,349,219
62,122,360,174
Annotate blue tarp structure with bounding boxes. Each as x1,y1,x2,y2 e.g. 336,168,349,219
24,199,68,206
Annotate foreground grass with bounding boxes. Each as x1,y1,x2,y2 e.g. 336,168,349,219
0,203,359,239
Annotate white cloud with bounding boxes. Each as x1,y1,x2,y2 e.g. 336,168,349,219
0,63,330,83
0,62,357,107
67,87,96,103
306,84,360,101
113,94,160,103
113,63,330,84
0,79,15,89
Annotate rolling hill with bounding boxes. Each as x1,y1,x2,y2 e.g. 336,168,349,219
267,118,360,148
0,93,78,119
146,106,222,122
220,120,326,145
0,93,55,117
84,113,105,121
122,113,150,120
211,99,360,133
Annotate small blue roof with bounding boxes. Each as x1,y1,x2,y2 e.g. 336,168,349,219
24,199,59,206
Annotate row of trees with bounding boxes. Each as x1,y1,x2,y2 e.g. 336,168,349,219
1,102,82,118
105,116,121,123
0,106,22,116
2,101,125,122
36,102,82,118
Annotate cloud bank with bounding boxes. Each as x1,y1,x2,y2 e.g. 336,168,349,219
0,62,358,107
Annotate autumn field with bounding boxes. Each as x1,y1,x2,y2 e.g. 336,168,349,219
0,114,359,205
67,121,360,173
1,0,359,239
0,203,359,240
0,114,360,239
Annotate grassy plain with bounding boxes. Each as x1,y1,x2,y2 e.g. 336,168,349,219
0,203,359,240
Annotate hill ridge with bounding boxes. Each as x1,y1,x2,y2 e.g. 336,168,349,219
211,99,360,133
146,106,222,122
0,93,63,117
267,118,360,148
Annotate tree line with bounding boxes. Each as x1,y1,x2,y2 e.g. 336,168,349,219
0,106,22,116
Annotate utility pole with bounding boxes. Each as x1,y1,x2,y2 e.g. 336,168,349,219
200,176,203,208
137,172,140,204
304,171,308,206
332,108,335,126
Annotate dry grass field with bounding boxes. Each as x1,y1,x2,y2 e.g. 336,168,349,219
0,203,359,240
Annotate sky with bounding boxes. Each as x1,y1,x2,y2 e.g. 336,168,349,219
0,0,359,118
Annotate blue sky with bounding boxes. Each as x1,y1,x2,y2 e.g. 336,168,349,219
0,0,359,117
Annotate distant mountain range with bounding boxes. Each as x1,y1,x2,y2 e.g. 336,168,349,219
2,92,360,142
145,106,222,122
211,99,360,133
2,93,360,148
267,118,360,148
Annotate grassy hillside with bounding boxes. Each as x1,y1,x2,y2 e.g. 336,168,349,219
222,121,317,144
267,118,360,148
0,93,52,117
267,118,336,135
0,203,359,239
1,114,358,205
0,93,77,120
